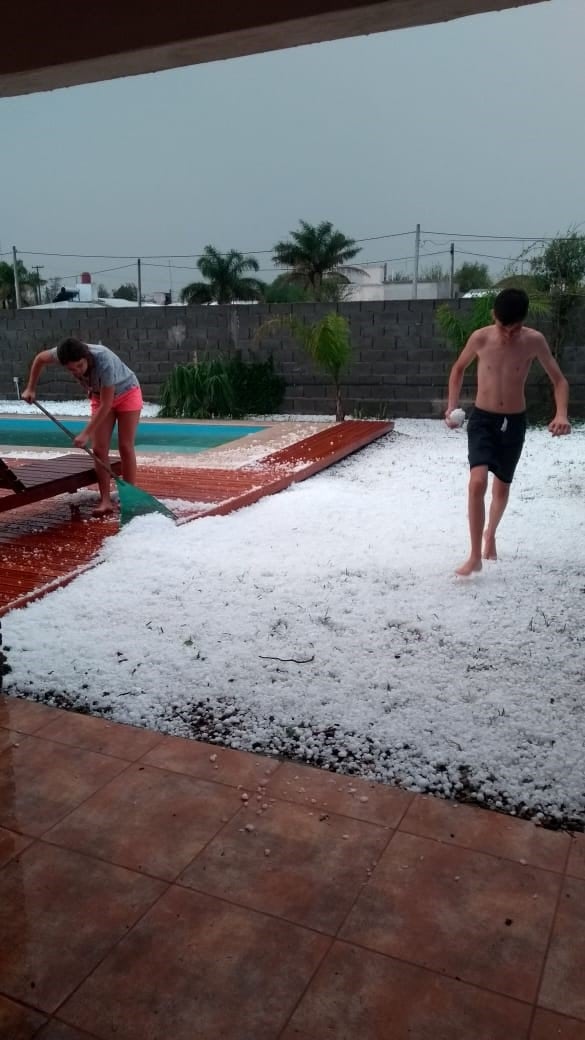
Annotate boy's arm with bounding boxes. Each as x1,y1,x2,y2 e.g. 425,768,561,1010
445,333,479,426
22,350,57,402
533,335,571,436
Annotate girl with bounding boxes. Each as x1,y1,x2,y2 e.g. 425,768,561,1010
22,338,143,517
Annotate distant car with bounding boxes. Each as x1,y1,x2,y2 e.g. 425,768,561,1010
461,289,496,299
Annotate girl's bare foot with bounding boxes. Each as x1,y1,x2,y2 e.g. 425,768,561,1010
483,533,498,560
91,501,115,518
455,556,482,577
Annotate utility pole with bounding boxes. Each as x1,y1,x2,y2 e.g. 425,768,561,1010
413,224,420,300
33,265,44,304
137,258,142,308
12,246,22,309
449,243,455,299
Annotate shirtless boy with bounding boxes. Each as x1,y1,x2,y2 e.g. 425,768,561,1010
445,288,571,576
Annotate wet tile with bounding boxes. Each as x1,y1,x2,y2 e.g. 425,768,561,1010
539,877,585,1020
0,841,165,1012
266,761,413,828
401,794,570,872
0,695,61,734
142,734,280,788
47,763,242,880
36,1022,98,1040
567,833,585,881
531,1009,585,1039
37,711,164,761
0,736,127,836
60,884,330,1040
181,799,389,933
285,941,532,1040
0,994,46,1039
341,830,560,1002
0,826,32,868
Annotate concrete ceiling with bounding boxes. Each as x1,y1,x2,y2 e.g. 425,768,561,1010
2,0,545,97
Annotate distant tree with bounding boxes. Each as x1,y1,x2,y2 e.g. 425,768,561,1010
180,246,265,305
97,283,110,298
454,262,491,295
0,259,35,308
113,282,138,301
529,229,585,360
263,276,312,304
272,220,361,301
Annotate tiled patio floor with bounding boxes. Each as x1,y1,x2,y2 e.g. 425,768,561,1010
0,694,584,1040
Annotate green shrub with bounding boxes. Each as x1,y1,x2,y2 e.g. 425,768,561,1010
159,355,285,419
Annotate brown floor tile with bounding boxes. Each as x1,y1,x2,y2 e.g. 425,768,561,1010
567,833,585,881
142,734,280,788
531,1009,585,1039
0,994,46,1040
60,885,330,1040
400,795,570,872
340,830,560,1002
266,761,413,828
46,763,243,880
0,841,165,1013
36,1022,99,1040
539,877,585,1021
36,711,164,761
0,826,31,868
0,728,23,753
284,940,532,1040
181,799,389,933
0,736,128,836
0,695,61,734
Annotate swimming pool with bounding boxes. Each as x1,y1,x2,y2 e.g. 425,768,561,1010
0,418,266,454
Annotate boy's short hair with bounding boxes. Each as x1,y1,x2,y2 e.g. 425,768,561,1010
56,338,91,364
493,289,529,326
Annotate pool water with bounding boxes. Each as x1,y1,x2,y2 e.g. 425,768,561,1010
0,418,266,454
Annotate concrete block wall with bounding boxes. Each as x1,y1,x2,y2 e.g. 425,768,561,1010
1,300,584,418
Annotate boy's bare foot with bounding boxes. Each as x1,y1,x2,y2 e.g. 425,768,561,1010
455,557,483,577
483,533,498,560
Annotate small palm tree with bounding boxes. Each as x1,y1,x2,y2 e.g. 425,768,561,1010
272,220,361,301
437,292,550,355
180,245,265,305
258,312,352,421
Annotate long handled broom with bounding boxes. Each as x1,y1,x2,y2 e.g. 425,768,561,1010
32,401,175,526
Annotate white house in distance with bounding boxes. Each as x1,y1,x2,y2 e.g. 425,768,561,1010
341,263,455,302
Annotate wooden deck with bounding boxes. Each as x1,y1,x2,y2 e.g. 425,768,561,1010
0,419,392,617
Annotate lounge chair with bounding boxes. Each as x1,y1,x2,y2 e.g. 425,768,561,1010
0,454,122,514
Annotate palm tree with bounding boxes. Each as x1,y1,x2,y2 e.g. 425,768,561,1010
258,312,352,421
180,246,265,305
272,220,361,301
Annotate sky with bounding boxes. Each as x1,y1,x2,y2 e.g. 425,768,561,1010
1,0,584,297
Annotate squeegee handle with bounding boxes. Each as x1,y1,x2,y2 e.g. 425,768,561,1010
32,400,119,481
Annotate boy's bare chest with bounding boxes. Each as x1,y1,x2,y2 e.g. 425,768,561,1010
479,342,533,376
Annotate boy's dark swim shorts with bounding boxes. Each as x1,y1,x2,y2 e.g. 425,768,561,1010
467,406,527,484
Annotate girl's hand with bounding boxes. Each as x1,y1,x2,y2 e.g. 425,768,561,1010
74,430,90,448
22,387,36,404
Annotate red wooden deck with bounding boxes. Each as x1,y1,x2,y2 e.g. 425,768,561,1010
0,419,392,617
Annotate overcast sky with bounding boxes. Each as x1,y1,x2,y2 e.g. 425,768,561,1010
1,0,583,296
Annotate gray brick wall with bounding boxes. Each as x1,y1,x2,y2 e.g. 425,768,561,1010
1,300,584,418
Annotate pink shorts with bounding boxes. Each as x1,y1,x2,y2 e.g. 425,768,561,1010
90,386,143,415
